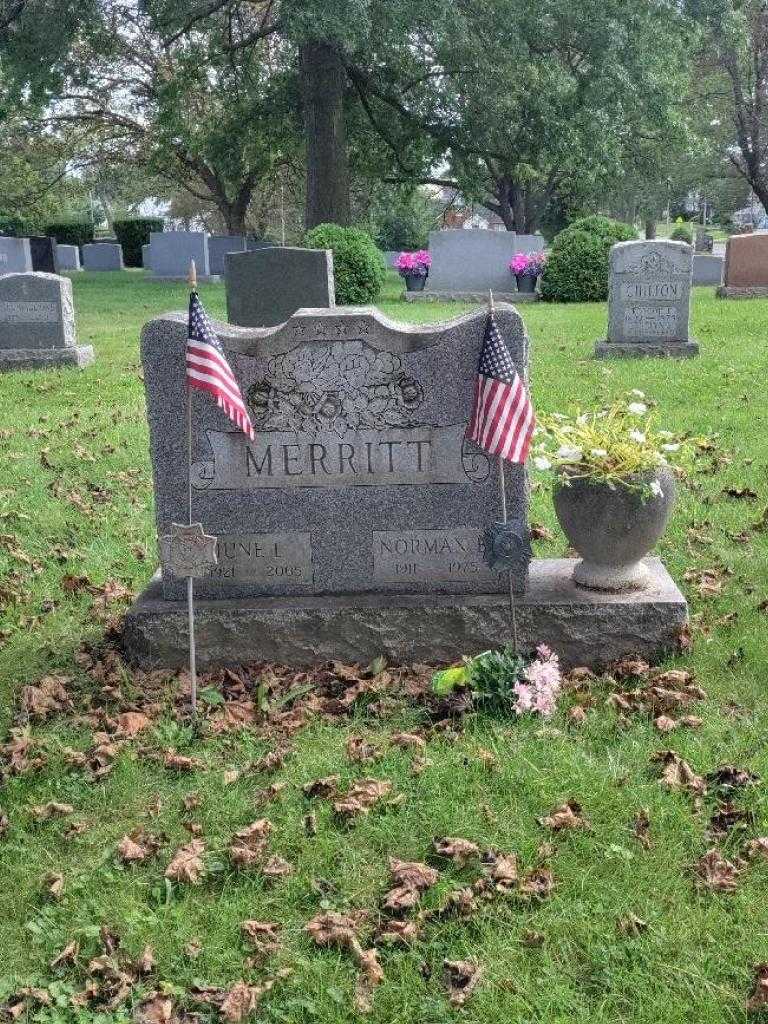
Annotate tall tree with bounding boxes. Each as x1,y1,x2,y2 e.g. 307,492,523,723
688,0,768,215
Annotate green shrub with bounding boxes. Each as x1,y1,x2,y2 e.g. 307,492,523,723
540,216,637,303
670,224,694,243
45,220,93,248
304,223,385,305
113,217,164,268
0,213,35,237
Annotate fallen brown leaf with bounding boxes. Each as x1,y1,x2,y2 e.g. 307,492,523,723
433,836,480,867
229,819,272,869
354,948,384,1014
333,778,393,819
748,964,768,1012
165,839,206,884
346,735,381,763
444,960,481,1007
538,800,588,832
241,920,282,956
302,775,340,799
696,848,743,892
30,801,74,821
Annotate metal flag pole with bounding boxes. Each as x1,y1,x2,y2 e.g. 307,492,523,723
187,258,198,716
489,289,520,654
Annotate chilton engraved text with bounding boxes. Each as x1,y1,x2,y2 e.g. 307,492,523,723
0,301,58,323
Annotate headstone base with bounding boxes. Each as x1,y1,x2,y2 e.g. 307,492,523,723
0,345,95,372
405,290,538,304
148,274,221,283
121,557,687,671
716,285,768,299
594,340,699,359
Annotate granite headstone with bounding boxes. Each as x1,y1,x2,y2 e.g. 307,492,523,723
0,237,33,276
56,245,82,272
29,237,59,274
0,272,94,370
718,233,768,298
82,242,124,271
225,247,335,328
142,244,152,270
417,229,546,302
595,240,699,358
148,231,214,280
208,234,247,276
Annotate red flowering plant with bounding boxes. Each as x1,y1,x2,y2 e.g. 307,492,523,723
395,250,432,277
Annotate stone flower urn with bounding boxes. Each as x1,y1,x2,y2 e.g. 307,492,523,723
553,467,676,591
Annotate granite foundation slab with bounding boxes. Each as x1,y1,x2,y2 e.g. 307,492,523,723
121,557,688,671
405,290,537,303
716,286,768,299
0,345,95,371
595,340,700,359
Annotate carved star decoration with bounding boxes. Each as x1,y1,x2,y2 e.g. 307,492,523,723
160,522,218,579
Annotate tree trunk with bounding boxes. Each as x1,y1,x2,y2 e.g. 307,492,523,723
300,39,351,230
644,218,657,240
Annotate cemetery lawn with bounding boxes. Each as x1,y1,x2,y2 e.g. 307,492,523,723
1,269,768,1022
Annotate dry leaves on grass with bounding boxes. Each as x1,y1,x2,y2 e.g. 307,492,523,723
163,749,204,772
618,913,648,936
376,919,420,945
695,849,743,892
302,775,340,799
519,866,556,898
481,851,519,892
220,975,292,1023
538,800,589,832
241,920,282,956
228,819,273,869
747,964,768,1012
346,735,381,763
632,809,652,850
2,729,46,775
113,711,152,736
116,830,161,864
744,837,768,860
432,836,480,867
135,994,176,1024
383,859,439,914
262,855,293,880
652,750,706,802
333,778,393,819
30,801,74,821
354,948,384,1013
165,839,206,884
21,675,73,720
305,912,380,1014
390,732,426,751
443,960,482,1007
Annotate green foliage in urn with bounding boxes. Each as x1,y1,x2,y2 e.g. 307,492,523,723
540,217,637,302
113,218,164,269
305,223,386,305
531,394,698,494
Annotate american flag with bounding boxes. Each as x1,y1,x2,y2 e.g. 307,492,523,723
186,291,255,440
466,311,534,463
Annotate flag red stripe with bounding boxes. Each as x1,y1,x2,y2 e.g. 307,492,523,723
186,366,250,412
187,340,239,386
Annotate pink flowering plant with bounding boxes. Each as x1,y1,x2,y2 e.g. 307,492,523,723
395,250,432,277
508,251,547,279
431,643,562,717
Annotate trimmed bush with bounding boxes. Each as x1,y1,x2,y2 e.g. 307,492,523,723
540,216,637,303
670,224,694,244
114,217,164,268
45,220,94,248
304,223,385,305
0,213,36,237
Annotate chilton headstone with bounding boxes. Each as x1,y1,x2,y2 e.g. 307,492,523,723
595,240,699,358
225,247,335,327
0,237,33,276
122,305,688,669
717,233,768,298
0,272,94,370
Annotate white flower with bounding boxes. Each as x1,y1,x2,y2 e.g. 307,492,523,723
556,445,583,461
650,480,664,498
576,413,588,425
590,448,608,457
560,425,574,434
627,402,648,415
662,443,680,452
629,429,646,444
630,389,646,398
533,456,552,471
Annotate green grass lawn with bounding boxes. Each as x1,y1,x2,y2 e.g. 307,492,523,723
1,269,768,1021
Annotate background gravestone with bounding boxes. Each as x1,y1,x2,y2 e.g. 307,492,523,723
596,240,699,358
208,234,247,276
56,245,82,271
142,244,152,270
718,234,768,298
0,272,94,370
0,237,33,276
692,254,723,286
419,229,546,301
82,242,123,271
29,237,59,274
225,247,335,327
148,231,214,280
